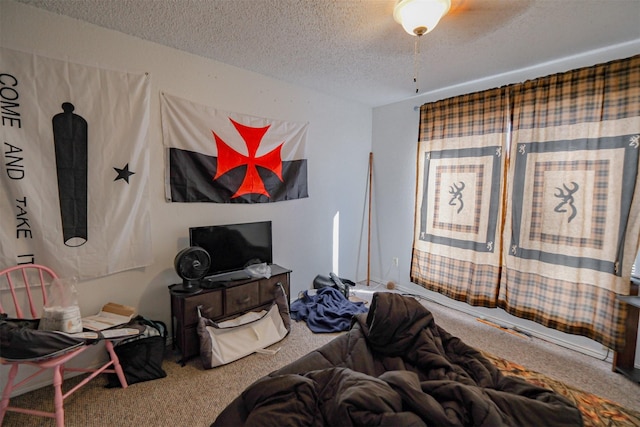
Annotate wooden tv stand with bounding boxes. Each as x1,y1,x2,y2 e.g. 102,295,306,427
169,264,291,365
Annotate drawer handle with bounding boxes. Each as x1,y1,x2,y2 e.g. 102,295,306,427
237,296,251,305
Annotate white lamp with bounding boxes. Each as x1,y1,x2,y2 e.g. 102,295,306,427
393,0,451,36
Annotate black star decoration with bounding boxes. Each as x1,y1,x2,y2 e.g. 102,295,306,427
114,163,135,184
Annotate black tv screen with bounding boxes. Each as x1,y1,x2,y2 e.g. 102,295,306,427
189,221,273,278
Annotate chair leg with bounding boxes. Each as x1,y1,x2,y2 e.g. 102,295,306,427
104,340,128,389
0,364,19,425
52,365,65,427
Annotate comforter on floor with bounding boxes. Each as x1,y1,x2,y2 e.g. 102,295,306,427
212,292,583,427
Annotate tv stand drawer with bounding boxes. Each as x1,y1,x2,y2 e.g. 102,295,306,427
259,276,288,304
225,282,260,315
184,291,223,325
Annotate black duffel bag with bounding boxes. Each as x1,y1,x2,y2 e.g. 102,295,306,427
312,273,354,298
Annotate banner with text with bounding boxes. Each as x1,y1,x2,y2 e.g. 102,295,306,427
0,47,152,280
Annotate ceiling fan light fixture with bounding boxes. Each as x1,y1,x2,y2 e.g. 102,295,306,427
393,0,451,36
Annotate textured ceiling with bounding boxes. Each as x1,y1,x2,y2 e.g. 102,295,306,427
13,0,640,107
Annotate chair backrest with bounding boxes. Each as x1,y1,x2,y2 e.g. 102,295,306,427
0,264,58,319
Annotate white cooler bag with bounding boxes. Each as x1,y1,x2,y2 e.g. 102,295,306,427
197,284,290,369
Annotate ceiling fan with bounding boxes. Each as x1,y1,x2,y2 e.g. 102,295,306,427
391,0,453,93
393,0,452,37
389,0,534,93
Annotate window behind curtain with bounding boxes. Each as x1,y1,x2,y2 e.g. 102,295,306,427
412,55,640,351
411,87,510,307
499,55,640,351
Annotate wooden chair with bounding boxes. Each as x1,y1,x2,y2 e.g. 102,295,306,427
0,264,129,427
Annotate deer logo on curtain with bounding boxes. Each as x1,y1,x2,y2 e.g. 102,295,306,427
553,182,579,223
448,181,466,213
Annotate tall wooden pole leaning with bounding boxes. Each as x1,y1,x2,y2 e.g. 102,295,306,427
367,152,373,286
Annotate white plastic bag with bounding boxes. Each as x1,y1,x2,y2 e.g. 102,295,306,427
38,277,83,333
244,262,271,279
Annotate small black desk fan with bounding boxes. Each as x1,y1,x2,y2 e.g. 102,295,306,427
172,246,211,294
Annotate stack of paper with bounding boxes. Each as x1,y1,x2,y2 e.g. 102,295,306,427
82,302,136,331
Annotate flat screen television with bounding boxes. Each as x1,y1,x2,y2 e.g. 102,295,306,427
189,221,273,279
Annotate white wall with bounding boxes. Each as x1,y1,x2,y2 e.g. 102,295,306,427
1,0,372,392
371,39,640,366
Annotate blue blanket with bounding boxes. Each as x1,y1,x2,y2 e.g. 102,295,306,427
290,287,368,333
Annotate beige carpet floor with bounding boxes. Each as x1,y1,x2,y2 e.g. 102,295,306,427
1,321,339,427
2,290,639,426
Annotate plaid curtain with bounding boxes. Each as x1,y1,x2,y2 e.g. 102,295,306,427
411,87,510,306
412,55,640,351
500,56,640,351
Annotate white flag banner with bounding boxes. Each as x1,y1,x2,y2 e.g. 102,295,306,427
0,48,152,280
